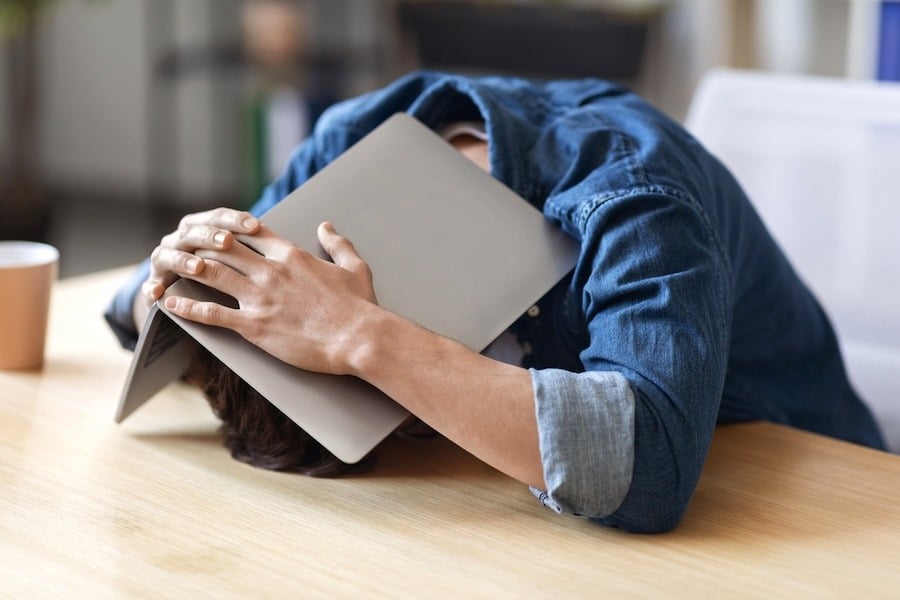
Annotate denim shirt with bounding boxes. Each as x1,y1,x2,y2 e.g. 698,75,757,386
104,71,885,533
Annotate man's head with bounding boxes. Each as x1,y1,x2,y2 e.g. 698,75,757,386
185,348,370,476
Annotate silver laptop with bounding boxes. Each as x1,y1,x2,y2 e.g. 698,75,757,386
115,113,579,463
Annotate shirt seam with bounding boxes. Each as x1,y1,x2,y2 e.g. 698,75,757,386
579,185,733,351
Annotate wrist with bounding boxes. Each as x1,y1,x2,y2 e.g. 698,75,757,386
342,303,406,381
132,290,153,332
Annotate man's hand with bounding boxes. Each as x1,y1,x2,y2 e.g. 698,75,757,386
161,221,380,375
133,208,260,329
144,208,261,301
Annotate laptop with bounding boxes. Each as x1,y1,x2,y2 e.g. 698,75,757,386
115,112,579,463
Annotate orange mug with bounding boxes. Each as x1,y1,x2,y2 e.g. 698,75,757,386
0,241,59,370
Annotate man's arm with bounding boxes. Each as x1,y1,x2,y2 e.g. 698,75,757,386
162,221,548,488
351,304,545,488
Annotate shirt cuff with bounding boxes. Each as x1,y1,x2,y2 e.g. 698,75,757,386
530,368,635,518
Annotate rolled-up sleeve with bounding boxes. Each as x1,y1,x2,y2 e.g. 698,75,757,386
530,368,635,518
532,183,731,533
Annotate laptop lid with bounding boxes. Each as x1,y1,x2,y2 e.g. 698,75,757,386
116,113,579,464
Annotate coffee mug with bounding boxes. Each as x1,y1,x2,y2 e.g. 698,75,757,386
0,241,59,370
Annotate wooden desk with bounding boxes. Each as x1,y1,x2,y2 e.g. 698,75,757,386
3,268,900,597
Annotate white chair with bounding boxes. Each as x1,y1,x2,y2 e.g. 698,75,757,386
685,69,900,452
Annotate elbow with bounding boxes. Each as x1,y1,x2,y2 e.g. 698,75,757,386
592,383,715,533
548,464,694,534
593,414,708,533
532,369,712,533
597,444,705,533
592,493,692,534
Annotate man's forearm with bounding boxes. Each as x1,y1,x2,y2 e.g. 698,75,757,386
348,305,546,489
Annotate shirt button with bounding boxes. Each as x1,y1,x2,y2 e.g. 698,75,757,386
527,305,540,318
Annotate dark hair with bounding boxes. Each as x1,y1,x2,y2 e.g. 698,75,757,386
185,348,372,477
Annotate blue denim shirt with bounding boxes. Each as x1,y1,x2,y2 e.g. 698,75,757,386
105,71,885,533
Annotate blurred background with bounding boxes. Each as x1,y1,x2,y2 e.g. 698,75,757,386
0,0,896,277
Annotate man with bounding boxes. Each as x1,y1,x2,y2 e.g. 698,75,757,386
105,71,885,533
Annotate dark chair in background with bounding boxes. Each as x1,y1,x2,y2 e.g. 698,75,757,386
396,1,660,82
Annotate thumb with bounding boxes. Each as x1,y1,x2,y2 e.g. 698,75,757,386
317,222,365,271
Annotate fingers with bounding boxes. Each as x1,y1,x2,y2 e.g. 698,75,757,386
141,280,166,302
144,208,260,300
317,222,369,274
179,208,260,236
166,209,260,255
233,224,295,258
163,295,239,330
145,246,206,300
195,239,266,276
162,225,231,253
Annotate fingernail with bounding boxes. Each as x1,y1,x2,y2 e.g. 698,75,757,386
165,297,178,310
186,258,201,273
243,217,258,229
213,231,227,246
